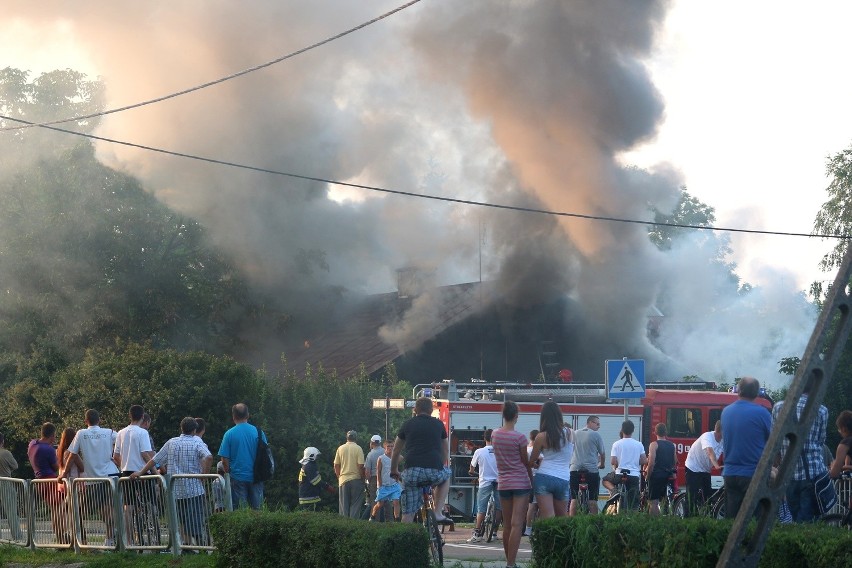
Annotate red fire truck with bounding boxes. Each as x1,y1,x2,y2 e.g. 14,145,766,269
413,380,772,519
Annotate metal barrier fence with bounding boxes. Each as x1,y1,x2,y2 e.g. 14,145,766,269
0,473,231,554
828,475,852,516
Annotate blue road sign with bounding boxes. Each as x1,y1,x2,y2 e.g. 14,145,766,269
606,359,645,399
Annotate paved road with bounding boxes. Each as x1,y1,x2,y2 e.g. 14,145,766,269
441,525,533,567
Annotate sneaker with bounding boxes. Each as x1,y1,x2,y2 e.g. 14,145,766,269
493,532,501,540
523,527,532,537
466,533,482,543
104,538,115,547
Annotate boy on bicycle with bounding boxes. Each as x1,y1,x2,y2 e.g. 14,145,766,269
468,429,501,542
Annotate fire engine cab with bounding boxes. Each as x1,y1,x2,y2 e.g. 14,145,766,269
413,380,772,520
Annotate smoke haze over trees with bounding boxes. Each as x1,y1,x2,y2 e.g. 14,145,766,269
0,0,826,388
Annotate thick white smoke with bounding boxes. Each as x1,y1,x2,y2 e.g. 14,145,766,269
4,0,815,386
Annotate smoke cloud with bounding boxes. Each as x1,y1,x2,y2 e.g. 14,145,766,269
5,0,814,386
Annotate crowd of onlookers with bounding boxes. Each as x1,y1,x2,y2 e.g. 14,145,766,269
0,402,268,546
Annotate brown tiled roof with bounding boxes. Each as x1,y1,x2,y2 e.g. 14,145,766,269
283,281,495,378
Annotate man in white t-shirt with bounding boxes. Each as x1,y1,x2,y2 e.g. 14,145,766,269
684,420,723,515
67,408,120,546
467,429,502,542
114,405,154,475
610,420,646,510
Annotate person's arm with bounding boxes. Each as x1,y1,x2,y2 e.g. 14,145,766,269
529,433,546,469
390,436,405,479
221,457,231,474
201,454,213,474
359,463,366,481
469,450,478,476
519,436,533,484
646,442,657,479
705,446,721,470
441,435,449,466
639,452,648,467
829,441,851,478
376,458,384,489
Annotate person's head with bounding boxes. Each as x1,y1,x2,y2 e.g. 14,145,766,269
414,397,433,415
621,420,635,437
586,416,601,430
384,440,394,456
40,422,57,441
129,405,144,423
141,413,152,430
713,420,722,441
180,417,198,435
0,432,5,447
502,400,519,424
346,430,357,442
370,434,382,447
194,418,206,437
529,429,539,443
655,423,667,438
484,428,493,444
737,377,760,400
232,403,250,423
216,461,225,474
539,400,565,450
837,410,852,437
300,446,321,464
57,427,76,455
85,409,100,426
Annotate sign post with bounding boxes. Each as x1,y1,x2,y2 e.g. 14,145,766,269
605,359,646,420
372,395,407,442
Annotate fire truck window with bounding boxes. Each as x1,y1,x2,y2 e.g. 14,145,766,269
709,409,722,431
667,409,702,437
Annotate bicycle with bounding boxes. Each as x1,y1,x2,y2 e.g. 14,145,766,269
481,484,500,543
820,472,851,529
574,470,591,514
602,469,636,514
672,485,725,519
412,484,444,566
642,475,677,515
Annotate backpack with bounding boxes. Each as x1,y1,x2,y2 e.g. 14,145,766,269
254,425,275,482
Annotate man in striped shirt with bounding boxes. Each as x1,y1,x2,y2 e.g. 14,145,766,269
772,383,828,522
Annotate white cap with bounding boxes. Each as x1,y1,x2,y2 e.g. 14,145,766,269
371,434,382,443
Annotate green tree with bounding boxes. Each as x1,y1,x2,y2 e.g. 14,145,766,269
810,142,852,449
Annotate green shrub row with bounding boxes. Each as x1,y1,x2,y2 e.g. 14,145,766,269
531,514,852,568
209,510,430,568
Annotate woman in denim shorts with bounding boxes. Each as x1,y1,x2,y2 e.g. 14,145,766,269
529,401,574,518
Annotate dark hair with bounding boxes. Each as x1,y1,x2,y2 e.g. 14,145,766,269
57,427,76,460
837,410,852,434
194,418,206,435
738,377,760,400
85,409,100,425
41,422,56,439
415,397,433,414
655,423,667,437
502,401,519,422
529,429,539,442
0,432,4,446
232,403,249,421
587,415,600,425
539,401,565,451
180,417,199,435
621,420,635,436
484,428,493,443
141,413,152,426
129,405,144,422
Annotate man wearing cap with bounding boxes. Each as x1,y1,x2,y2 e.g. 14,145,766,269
334,430,366,518
364,434,384,514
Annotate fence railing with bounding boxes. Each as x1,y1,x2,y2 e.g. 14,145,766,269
0,473,232,554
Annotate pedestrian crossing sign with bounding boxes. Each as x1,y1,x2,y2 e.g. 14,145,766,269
605,359,645,399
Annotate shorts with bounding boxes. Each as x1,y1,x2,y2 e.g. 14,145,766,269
533,472,570,501
648,476,672,500
376,482,402,503
570,470,601,501
400,466,451,515
498,488,531,500
476,481,501,514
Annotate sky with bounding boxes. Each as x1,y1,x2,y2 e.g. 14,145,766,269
2,0,847,387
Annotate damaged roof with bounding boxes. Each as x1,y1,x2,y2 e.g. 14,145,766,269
283,281,496,379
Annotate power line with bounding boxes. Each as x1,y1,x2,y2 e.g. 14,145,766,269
0,0,423,133
1,113,847,241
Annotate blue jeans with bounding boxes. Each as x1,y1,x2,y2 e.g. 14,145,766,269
786,479,818,522
231,479,264,510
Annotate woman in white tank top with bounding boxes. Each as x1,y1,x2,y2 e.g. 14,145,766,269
529,401,574,518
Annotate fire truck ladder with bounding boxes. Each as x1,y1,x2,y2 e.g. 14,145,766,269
717,245,852,567
538,340,560,382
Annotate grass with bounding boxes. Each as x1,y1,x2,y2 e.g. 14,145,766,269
0,545,215,567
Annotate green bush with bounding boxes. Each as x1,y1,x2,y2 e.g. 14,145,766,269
531,515,852,568
210,510,431,568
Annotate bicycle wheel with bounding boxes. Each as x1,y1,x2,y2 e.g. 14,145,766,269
577,488,589,514
484,500,496,543
671,493,687,518
602,494,621,515
711,494,726,520
425,509,444,566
